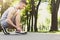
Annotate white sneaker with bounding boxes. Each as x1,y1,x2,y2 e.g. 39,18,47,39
16,31,27,34
20,31,27,34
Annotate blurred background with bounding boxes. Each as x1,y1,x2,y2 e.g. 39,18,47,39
0,0,60,33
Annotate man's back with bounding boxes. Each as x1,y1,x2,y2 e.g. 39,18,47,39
1,7,15,21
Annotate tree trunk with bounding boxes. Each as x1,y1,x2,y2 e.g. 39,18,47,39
50,0,60,31
26,11,31,32
30,11,33,32
30,0,35,32
30,0,41,32
34,0,41,32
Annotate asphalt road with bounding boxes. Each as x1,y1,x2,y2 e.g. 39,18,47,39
0,32,60,40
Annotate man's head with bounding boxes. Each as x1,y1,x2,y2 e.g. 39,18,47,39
18,0,27,9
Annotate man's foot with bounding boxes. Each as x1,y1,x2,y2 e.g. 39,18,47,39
16,28,27,34
2,27,10,35
15,30,27,34
4,32,10,35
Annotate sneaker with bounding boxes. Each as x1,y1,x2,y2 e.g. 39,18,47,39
16,31,27,34
2,27,10,35
4,32,10,35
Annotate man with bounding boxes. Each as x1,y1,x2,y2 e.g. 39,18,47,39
0,0,27,35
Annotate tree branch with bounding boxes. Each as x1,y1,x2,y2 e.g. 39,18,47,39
36,0,41,11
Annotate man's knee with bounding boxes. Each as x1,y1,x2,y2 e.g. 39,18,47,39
19,24,22,26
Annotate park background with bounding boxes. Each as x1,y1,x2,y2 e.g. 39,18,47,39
0,0,60,33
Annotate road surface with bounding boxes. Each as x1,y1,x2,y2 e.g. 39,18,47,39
0,32,60,40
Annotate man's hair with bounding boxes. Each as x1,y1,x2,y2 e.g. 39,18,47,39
20,0,27,5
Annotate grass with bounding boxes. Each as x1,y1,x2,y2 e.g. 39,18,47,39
0,29,60,34
38,30,60,34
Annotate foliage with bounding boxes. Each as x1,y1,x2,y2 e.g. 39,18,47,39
0,0,60,32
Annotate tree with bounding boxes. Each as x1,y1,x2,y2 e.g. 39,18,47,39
31,0,41,32
34,0,41,32
50,0,60,31
27,0,41,32
0,0,3,31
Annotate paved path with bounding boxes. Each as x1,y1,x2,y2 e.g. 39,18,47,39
0,32,60,40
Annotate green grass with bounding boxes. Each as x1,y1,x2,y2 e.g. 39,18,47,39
38,30,60,34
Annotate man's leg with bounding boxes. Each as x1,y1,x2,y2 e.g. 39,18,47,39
1,20,10,35
15,17,27,34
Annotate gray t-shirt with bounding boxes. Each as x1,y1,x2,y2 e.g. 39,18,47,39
1,7,16,21
1,7,20,27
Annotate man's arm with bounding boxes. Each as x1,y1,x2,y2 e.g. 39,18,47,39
6,8,16,28
15,10,21,28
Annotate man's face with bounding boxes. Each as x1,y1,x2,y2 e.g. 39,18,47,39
19,2,26,9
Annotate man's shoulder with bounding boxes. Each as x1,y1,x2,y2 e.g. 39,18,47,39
8,7,14,10
4,7,14,12
7,7,16,13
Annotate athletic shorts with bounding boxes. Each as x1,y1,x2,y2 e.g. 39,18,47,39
1,20,9,28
